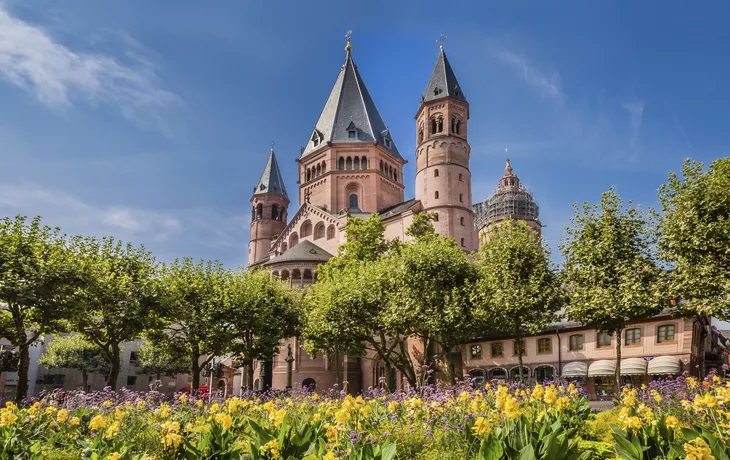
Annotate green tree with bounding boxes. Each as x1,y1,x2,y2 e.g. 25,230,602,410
38,334,108,391
302,215,416,389
73,236,159,389
220,268,299,390
0,216,82,401
386,213,478,384
657,158,730,319
560,188,665,387
154,258,228,391
472,219,563,383
136,341,190,382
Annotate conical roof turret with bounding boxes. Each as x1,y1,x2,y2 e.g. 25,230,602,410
423,46,467,103
301,36,400,159
253,145,288,198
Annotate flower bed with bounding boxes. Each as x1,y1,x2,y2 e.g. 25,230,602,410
0,377,728,459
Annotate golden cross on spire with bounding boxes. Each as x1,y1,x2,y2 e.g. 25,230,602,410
345,30,353,52
437,33,448,49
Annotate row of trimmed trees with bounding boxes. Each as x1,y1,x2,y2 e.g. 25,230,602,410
301,158,730,389
1,158,728,399
0,228,299,402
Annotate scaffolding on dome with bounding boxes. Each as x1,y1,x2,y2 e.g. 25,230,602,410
473,185,540,230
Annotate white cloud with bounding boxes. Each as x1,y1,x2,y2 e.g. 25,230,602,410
0,4,181,129
622,100,645,151
494,48,565,103
0,182,247,265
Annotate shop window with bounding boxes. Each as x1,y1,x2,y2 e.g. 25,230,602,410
625,328,642,346
569,334,584,351
534,365,554,382
537,338,552,354
657,324,676,343
594,376,616,399
597,331,612,348
490,342,503,357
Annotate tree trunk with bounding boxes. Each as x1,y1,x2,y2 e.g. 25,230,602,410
155,372,161,381
334,348,342,388
383,365,393,392
516,326,525,384
15,342,30,402
82,370,88,392
615,329,622,394
246,363,254,390
191,353,200,391
106,342,121,389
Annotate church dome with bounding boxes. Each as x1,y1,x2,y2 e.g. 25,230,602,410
484,159,539,225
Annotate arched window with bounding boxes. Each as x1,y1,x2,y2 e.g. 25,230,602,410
251,206,256,222
322,161,327,174
534,365,555,383
349,194,359,209
338,157,345,170
314,222,325,240
455,120,461,134
303,269,313,285
271,271,279,279
256,204,263,219
434,191,439,199
301,221,312,238
451,117,456,132
327,225,335,240
292,269,301,281
460,217,464,226
272,205,279,220
433,213,439,222
418,129,424,143
280,242,287,253
302,378,316,391
460,194,463,203
510,366,530,381
434,169,439,177
489,367,508,381
289,233,299,248
353,157,360,170
460,238,465,246
431,118,437,134
394,171,398,182
389,166,393,178
361,156,367,169
379,160,384,173
280,270,290,281
346,157,352,170
316,164,321,177
306,169,311,182
438,117,444,133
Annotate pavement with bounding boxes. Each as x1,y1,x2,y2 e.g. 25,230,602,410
589,400,615,412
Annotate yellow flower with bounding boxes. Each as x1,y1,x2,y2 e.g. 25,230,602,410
665,416,679,429
56,409,69,423
323,452,337,460
209,403,220,414
260,439,281,459
0,409,18,427
269,408,286,428
214,413,233,431
687,377,698,389
360,404,373,418
651,390,662,403
556,396,570,411
136,400,146,410
178,393,188,404
69,417,81,426
89,415,107,431
196,399,204,408
4,402,16,410
311,413,322,423
324,424,338,441
27,402,42,416
102,400,113,408
107,453,121,460
162,432,183,450
105,421,121,439
626,417,642,431
472,416,492,436
683,438,714,460
388,401,398,412
543,386,557,405
531,383,545,402
311,393,319,401
44,406,57,417
156,403,171,418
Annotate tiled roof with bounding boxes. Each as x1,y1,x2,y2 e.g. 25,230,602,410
300,48,400,159
378,199,420,220
423,47,467,103
253,149,287,198
264,240,333,266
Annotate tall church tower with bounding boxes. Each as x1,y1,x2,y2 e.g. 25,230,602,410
248,145,289,266
414,44,476,250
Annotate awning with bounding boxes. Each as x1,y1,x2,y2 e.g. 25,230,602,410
562,362,588,378
647,356,683,375
588,360,616,377
621,358,648,375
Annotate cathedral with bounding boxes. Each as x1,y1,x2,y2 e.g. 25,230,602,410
246,37,540,391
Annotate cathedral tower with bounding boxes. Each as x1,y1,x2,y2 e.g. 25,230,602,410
297,36,405,215
414,45,476,250
248,145,289,266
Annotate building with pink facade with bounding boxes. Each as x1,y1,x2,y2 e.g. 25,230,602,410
244,37,726,398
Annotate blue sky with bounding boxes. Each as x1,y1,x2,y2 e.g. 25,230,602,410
1,0,728,267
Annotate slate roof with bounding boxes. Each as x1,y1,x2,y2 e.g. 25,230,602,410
301,48,401,159
253,149,288,198
378,198,420,220
423,47,467,103
264,240,333,266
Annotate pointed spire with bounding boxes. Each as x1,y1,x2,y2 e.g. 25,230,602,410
253,144,288,198
301,35,400,159
498,157,521,190
505,158,513,175
423,42,467,103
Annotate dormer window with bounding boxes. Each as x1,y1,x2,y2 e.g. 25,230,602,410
347,121,357,139
311,130,323,147
434,86,442,96
384,137,391,148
